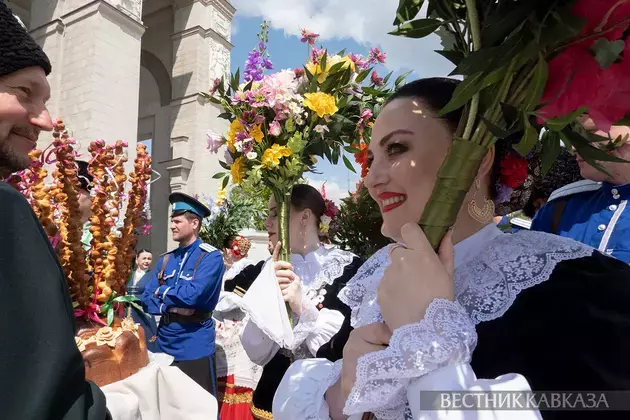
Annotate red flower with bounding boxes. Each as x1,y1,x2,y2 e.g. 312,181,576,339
499,153,528,188
294,67,305,78
354,142,369,178
572,0,630,43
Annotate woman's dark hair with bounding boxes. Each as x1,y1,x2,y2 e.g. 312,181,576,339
385,77,523,202
136,248,151,257
385,78,463,133
291,184,326,238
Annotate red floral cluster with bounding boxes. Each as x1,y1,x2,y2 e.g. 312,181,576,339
354,142,369,178
499,152,529,188
538,0,630,131
230,235,251,258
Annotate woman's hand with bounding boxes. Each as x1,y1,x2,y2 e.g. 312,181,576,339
272,242,303,315
340,323,392,405
378,223,455,332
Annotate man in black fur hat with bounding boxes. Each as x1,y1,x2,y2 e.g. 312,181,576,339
0,2,109,419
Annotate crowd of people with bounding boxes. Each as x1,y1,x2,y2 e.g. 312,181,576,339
2,2,630,419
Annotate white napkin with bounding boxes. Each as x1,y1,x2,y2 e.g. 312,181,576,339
102,363,218,420
239,259,294,348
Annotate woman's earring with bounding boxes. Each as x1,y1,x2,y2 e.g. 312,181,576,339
300,222,307,250
468,178,495,224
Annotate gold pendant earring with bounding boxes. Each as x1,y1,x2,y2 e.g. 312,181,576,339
468,178,495,224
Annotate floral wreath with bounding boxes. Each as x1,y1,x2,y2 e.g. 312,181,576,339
230,235,251,258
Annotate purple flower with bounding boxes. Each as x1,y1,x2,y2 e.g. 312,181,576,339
224,149,234,165
300,29,319,45
495,184,513,204
263,58,273,70
371,71,384,86
368,47,387,65
206,131,225,154
243,21,273,82
349,53,368,70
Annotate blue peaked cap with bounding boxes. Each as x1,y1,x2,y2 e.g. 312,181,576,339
169,192,211,218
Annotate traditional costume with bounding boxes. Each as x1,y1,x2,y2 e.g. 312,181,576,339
142,193,225,396
273,225,630,419
214,247,259,420
532,180,630,263
226,245,362,419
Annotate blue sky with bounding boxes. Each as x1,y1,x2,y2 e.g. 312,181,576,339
227,4,454,201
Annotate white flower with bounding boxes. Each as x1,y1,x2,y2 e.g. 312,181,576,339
235,142,243,152
314,124,330,138
296,117,305,126
246,151,258,160
321,215,332,226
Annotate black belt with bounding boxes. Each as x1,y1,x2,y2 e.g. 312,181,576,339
162,312,212,325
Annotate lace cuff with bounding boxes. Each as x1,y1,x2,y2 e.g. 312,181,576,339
344,298,478,419
290,300,320,351
272,359,343,420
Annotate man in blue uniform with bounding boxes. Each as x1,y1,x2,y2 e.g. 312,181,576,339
142,192,225,396
531,119,630,263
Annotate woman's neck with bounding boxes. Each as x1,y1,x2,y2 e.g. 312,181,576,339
452,210,489,245
291,239,320,257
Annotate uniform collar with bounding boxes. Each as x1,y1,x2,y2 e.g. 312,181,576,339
176,237,201,254
601,182,630,197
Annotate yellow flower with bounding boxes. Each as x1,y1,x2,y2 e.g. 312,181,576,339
249,124,264,143
230,157,246,185
305,61,327,83
216,188,227,205
261,144,292,169
327,55,355,73
303,92,338,118
227,119,244,153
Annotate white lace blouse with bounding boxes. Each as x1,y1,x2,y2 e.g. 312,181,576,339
239,246,358,365
272,224,595,419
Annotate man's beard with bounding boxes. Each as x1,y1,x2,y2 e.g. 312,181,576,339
0,138,32,177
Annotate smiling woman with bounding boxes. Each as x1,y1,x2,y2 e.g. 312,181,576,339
272,78,630,420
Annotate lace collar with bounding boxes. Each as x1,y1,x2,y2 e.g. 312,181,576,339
223,258,253,282
290,245,356,293
339,228,594,328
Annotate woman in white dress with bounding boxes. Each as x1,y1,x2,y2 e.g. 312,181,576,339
272,78,630,420
228,183,363,419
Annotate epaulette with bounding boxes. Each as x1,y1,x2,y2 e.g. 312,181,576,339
200,243,218,253
510,217,532,230
547,180,602,203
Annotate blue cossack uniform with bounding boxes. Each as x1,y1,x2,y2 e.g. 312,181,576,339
531,180,630,263
141,192,225,397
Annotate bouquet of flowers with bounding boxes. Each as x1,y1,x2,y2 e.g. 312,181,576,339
7,120,152,325
205,21,404,265
391,0,630,248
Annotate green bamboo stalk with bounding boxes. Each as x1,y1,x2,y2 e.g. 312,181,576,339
419,137,489,249
275,190,294,327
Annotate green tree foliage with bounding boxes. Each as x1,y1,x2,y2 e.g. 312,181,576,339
334,184,392,260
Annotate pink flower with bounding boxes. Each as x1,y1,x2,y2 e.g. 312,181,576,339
294,67,305,78
209,77,222,94
349,53,368,70
368,47,387,65
310,48,325,64
142,223,152,235
300,29,319,45
269,120,282,136
206,131,225,154
371,71,384,86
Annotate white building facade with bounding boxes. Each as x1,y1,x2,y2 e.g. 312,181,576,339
7,0,237,256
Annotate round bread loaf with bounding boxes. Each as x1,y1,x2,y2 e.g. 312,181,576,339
76,317,149,387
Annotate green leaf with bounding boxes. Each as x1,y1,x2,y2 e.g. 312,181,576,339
107,308,114,326
219,160,230,170
327,61,347,75
344,145,361,153
342,155,357,173
222,175,229,189
242,80,253,92
560,128,629,163
393,0,424,25
231,68,240,92
218,112,232,120
337,94,353,109
522,57,548,113
500,102,519,126
482,0,537,46
72,301,79,308
320,50,328,73
355,68,372,84
480,117,511,139
204,95,222,105
389,18,442,39
394,71,412,88
439,72,484,115
540,130,562,176
514,116,539,156
362,87,383,96
435,49,465,66
130,302,144,312
309,71,319,92
336,48,347,56
591,38,625,69
544,107,588,132
451,48,497,76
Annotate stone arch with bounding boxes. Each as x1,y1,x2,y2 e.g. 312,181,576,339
140,50,171,107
